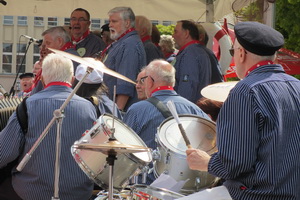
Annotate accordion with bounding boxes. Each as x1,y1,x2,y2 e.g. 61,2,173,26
0,97,23,131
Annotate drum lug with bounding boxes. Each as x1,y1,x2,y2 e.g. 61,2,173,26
165,152,171,164
152,148,161,161
195,177,201,190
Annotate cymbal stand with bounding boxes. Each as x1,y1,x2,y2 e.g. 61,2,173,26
106,147,117,200
16,66,94,200
107,85,117,200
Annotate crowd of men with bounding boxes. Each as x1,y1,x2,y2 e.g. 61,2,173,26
0,6,300,200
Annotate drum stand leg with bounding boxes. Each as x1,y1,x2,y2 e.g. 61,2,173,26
106,151,117,200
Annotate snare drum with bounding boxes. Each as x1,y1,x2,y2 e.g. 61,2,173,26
154,115,217,194
132,184,184,200
71,114,152,191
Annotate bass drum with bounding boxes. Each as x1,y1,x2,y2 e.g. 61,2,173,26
72,113,152,191
131,184,184,200
154,115,218,194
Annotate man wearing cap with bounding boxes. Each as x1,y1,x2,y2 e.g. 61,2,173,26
74,63,122,119
185,22,300,200
16,73,34,98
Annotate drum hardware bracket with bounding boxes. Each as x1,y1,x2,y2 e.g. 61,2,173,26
90,126,101,139
165,152,171,164
195,177,201,191
152,149,161,161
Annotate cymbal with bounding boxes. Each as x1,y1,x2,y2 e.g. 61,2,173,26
201,81,238,102
73,140,150,154
48,48,136,85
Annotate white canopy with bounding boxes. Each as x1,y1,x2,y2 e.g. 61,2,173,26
0,0,253,22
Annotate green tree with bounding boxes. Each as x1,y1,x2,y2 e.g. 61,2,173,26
275,0,300,53
156,24,175,35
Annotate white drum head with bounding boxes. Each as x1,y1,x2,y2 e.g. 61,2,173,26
157,115,217,155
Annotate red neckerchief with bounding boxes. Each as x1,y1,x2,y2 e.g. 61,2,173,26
151,86,174,97
165,52,174,59
23,87,32,93
141,35,151,42
33,69,42,87
72,29,90,44
178,40,200,54
44,81,72,89
60,42,75,51
154,42,159,47
101,28,135,57
245,60,274,77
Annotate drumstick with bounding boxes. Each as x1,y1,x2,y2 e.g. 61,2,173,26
166,100,192,149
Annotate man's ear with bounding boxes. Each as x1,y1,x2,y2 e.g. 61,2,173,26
125,20,131,29
70,76,75,85
41,76,46,87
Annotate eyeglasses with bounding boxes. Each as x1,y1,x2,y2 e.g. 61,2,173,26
70,17,89,22
139,75,154,84
229,47,247,57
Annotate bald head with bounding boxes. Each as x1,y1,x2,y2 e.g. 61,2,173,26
144,59,176,97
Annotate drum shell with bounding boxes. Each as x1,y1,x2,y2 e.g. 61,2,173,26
154,115,218,193
72,114,152,191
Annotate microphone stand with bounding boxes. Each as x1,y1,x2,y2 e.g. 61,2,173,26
9,39,34,97
16,66,94,200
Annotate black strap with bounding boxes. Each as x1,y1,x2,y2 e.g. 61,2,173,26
16,97,28,134
146,97,172,118
85,96,101,118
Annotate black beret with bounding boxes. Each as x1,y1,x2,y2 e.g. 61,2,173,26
101,23,110,32
234,21,284,56
19,72,34,79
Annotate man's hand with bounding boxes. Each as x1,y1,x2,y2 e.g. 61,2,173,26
186,148,211,172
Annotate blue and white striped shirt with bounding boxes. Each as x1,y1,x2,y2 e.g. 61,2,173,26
0,85,98,200
123,90,210,184
123,90,210,150
209,64,300,200
174,43,212,103
103,30,146,111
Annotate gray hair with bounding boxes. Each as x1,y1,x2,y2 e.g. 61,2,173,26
145,59,176,86
159,35,175,53
42,26,71,43
108,7,135,27
42,53,73,85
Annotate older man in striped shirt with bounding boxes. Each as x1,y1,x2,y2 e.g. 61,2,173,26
0,54,97,200
185,22,300,200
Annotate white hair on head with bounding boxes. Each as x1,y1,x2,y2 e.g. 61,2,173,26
42,53,73,85
108,7,135,27
145,59,176,86
159,35,175,53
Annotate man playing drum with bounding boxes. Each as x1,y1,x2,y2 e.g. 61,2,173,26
123,59,210,184
185,21,300,200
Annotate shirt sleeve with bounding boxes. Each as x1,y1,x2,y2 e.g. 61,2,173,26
0,112,24,168
116,42,146,97
208,90,260,180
